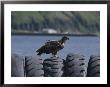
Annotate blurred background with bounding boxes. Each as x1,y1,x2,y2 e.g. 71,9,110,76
11,11,100,62
11,11,100,35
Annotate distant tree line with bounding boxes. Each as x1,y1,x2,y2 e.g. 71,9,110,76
11,11,100,34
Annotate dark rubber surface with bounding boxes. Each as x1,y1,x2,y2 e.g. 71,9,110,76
64,53,87,77
25,55,44,77
87,55,100,77
43,57,64,77
11,54,25,77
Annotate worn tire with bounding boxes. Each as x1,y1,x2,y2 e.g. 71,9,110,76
11,53,25,77
87,55,100,77
25,54,44,77
64,53,87,77
43,57,64,77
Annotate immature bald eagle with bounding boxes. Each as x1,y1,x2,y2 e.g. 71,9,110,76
36,36,69,56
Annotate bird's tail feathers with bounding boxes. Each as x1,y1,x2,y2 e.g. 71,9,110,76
36,50,39,52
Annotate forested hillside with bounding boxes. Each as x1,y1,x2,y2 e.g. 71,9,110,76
11,11,100,34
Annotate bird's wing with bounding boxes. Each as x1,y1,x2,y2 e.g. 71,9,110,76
45,40,61,47
45,40,56,44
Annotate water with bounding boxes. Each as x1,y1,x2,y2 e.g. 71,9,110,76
11,35,100,62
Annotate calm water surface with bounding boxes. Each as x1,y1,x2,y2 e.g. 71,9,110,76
11,35,100,62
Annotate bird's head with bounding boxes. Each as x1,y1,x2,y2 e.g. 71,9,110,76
62,36,69,41
61,36,69,43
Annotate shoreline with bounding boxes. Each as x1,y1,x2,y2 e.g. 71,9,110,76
11,33,99,37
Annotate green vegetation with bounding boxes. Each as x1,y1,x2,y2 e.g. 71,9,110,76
11,11,100,35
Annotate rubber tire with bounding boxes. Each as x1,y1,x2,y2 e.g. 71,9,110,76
25,54,44,77
87,55,100,77
43,57,64,77
11,53,25,77
64,53,87,77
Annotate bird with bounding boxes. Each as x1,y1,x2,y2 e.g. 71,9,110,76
36,36,69,57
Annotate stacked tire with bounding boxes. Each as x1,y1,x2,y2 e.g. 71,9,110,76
43,57,64,77
87,55,100,77
25,54,44,77
11,53,100,77
11,53,25,77
64,53,87,77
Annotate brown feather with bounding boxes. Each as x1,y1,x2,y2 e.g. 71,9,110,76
36,36,69,56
